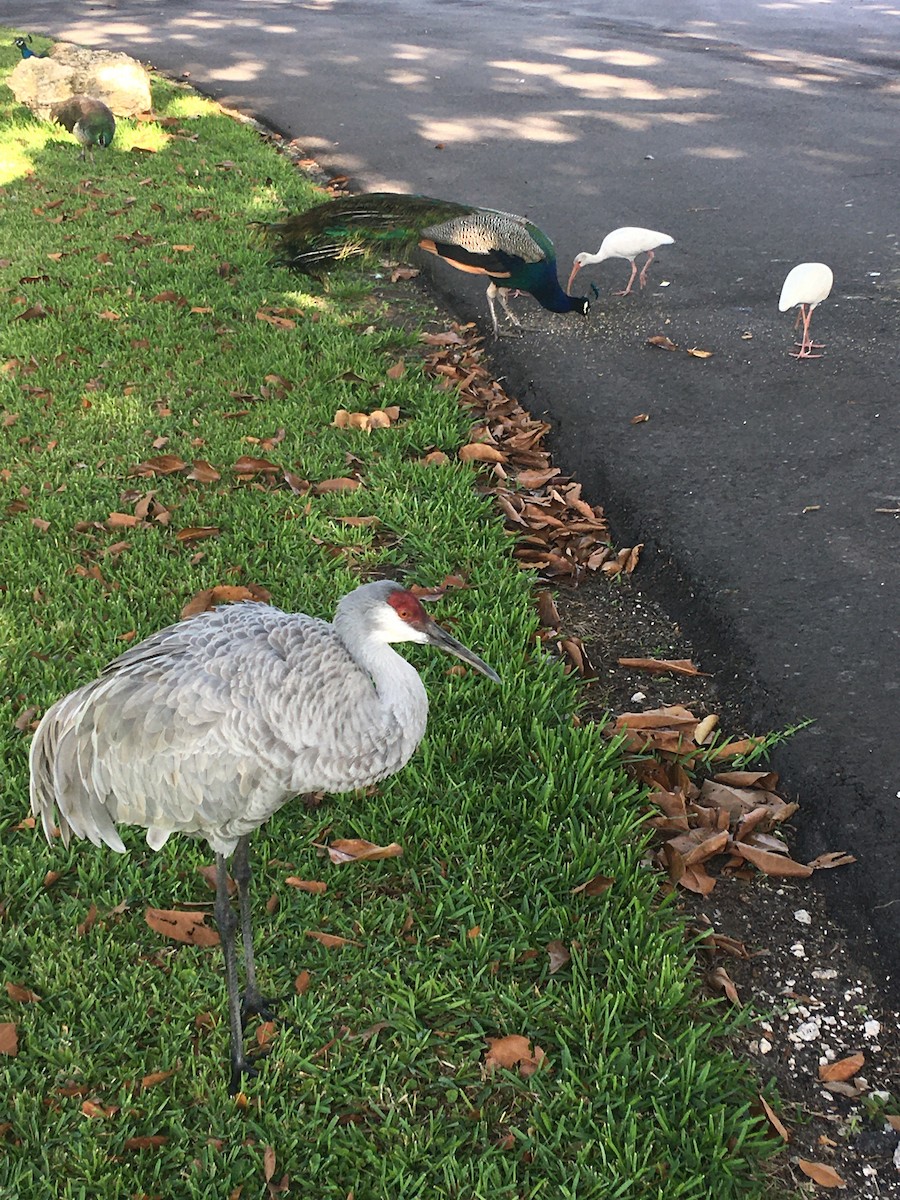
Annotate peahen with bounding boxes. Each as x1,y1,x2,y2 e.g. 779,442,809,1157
49,95,116,162
14,36,48,59
259,192,590,337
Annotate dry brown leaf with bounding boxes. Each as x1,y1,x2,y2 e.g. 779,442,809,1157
420,450,450,466
150,291,187,305
186,460,221,483
797,1160,846,1188
758,1094,790,1141
818,1053,864,1082
285,877,327,894
77,904,98,937
135,454,187,476
686,347,713,358
123,1135,169,1150
81,1100,118,1119
305,931,360,949
0,1024,18,1056
617,657,710,677
647,334,678,351
233,455,280,474
14,303,51,321
295,970,311,995
631,413,650,424
571,873,614,897
180,583,271,619
5,984,40,1003
264,1145,276,1184
175,526,220,543
419,330,464,345
807,851,857,870
386,360,406,380
323,838,404,864
256,310,296,329
197,864,235,896
141,1068,178,1089
707,965,740,1003
484,1034,547,1077
546,940,570,974
145,908,220,947
731,842,813,878
459,442,507,464
313,476,361,494
467,925,481,939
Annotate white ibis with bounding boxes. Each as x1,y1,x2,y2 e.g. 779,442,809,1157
778,262,833,359
567,227,675,296
29,579,500,1093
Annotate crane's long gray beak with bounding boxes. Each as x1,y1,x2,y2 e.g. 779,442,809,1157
425,619,500,683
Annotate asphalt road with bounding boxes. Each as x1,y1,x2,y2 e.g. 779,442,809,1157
8,1,899,984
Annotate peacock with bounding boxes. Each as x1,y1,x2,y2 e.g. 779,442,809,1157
49,95,116,162
14,36,48,59
259,192,590,337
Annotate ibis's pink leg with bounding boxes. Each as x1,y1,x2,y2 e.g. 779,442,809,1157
790,304,825,359
638,249,657,288
614,259,639,297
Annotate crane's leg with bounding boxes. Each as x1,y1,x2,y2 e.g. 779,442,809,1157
214,852,257,1095
637,250,657,288
613,260,639,297
232,835,297,1031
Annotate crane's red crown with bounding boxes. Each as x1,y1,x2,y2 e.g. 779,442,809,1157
386,588,428,627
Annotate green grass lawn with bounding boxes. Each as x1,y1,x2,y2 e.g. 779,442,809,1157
0,32,776,1199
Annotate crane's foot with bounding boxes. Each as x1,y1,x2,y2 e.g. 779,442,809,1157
793,341,825,350
789,349,824,359
240,986,301,1035
612,287,634,297
228,1051,260,1097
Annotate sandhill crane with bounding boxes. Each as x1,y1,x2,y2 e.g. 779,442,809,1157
29,579,500,1094
779,262,833,359
567,227,675,296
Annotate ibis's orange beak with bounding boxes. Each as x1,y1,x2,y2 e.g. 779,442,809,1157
566,261,582,295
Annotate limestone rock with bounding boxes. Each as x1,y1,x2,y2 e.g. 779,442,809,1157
10,43,151,119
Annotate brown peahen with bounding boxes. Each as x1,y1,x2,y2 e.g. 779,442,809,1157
50,95,116,162
259,192,590,337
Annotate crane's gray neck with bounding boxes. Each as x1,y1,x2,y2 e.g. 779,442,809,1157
333,608,429,741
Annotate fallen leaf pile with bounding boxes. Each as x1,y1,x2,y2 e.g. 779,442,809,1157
605,705,856,895
420,325,641,580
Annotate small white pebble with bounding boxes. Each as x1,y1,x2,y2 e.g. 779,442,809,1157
795,1020,820,1042
790,942,807,958
863,1164,879,1178
894,1142,900,1172
794,909,812,925
872,1090,891,1103
630,691,646,703
864,1019,881,1038
812,968,838,980
759,1037,772,1055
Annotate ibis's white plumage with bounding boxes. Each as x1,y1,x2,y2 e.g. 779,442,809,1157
568,226,674,295
778,262,833,359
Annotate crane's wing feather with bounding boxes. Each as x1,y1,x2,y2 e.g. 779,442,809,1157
30,604,414,855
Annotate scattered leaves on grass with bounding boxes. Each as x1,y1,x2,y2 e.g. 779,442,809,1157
181,583,271,619
81,1100,118,1119
319,838,403,864
285,878,327,894
571,873,614,897
706,965,740,1003
133,454,188,476
77,904,98,937
332,406,400,432
312,476,361,494
758,1094,790,1141
484,1035,547,1077
141,1067,178,1089
197,864,235,895
145,908,220,947
0,1024,18,1057
295,971,311,995
5,984,41,1003
123,1135,169,1150
14,303,51,322
305,931,360,949
175,526,220,543
546,940,570,974
797,1160,846,1188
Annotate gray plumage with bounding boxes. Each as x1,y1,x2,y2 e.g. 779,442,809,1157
49,95,115,161
29,578,499,1093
